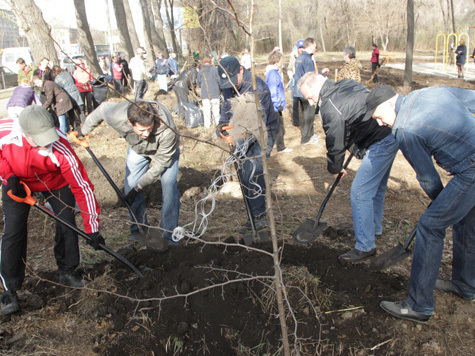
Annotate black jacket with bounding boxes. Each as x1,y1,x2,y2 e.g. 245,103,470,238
318,79,391,174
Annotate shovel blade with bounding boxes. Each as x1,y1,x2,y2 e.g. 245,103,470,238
131,227,169,252
370,243,413,271
292,219,327,244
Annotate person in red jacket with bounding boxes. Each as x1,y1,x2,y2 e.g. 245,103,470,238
0,106,104,316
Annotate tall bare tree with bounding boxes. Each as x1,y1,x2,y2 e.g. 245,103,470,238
152,0,170,57
73,0,101,76
139,0,157,66
404,0,414,88
111,0,134,59
123,0,141,51
6,0,58,64
164,0,182,58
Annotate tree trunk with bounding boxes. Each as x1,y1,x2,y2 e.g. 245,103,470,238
449,0,455,34
152,0,169,57
123,0,141,52
6,0,59,65
164,0,182,59
404,0,414,88
73,0,102,76
112,0,134,59
139,0,157,67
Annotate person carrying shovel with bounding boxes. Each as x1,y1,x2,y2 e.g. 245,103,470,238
367,85,475,323
215,56,278,242
297,72,399,264
79,100,180,247
0,106,104,316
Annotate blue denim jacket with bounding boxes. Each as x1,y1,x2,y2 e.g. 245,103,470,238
393,86,475,200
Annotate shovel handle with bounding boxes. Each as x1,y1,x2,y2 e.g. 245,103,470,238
7,181,37,206
8,182,143,278
69,131,90,149
313,153,354,227
220,125,234,146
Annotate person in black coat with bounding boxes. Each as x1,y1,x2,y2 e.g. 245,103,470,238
455,39,467,79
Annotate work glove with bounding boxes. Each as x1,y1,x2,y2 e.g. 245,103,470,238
6,175,26,198
277,105,284,113
86,232,105,250
126,186,140,205
216,123,229,138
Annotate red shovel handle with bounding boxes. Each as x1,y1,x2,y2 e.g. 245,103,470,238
220,125,233,146
69,131,90,149
7,181,37,206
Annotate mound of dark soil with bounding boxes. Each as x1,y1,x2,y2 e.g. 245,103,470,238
21,239,406,355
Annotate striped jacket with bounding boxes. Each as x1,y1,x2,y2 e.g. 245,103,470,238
0,119,100,233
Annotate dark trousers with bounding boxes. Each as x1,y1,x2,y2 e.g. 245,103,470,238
113,79,122,97
371,62,379,83
299,97,315,144
80,91,94,115
0,185,80,293
292,94,302,126
134,80,148,100
276,111,286,152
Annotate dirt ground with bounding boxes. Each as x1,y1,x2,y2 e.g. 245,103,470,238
0,55,474,356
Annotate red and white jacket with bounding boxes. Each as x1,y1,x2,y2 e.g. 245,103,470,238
0,118,100,234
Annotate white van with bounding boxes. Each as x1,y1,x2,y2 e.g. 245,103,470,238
2,47,34,73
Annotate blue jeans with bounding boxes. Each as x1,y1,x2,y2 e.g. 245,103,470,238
351,134,399,251
124,147,180,245
58,114,69,133
406,166,475,315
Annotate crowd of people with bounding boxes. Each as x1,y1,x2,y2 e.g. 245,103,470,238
0,41,473,330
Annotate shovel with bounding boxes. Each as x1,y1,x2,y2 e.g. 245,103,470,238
8,182,143,279
370,226,416,270
293,153,353,244
220,126,269,246
70,132,168,252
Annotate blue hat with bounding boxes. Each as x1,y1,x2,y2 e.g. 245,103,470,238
218,56,241,89
297,40,305,48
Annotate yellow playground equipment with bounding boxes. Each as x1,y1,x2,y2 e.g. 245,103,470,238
435,32,469,70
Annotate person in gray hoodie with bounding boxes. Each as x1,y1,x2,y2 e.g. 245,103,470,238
80,100,180,246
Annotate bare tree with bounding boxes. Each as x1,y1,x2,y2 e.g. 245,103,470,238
139,0,158,66
448,0,455,33
6,0,58,64
111,0,134,59
151,0,170,57
123,0,141,51
73,0,102,76
404,0,414,88
163,0,183,59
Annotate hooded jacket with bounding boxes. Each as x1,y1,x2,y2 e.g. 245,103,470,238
265,65,286,112
81,101,179,188
318,78,392,173
0,119,100,233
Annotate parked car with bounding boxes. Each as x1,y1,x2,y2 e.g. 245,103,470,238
2,47,33,73
0,65,18,89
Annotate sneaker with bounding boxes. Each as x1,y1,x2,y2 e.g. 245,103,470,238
1,291,20,316
238,217,269,235
58,270,84,288
338,248,376,266
302,136,320,146
435,280,474,301
278,148,293,153
380,300,431,323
